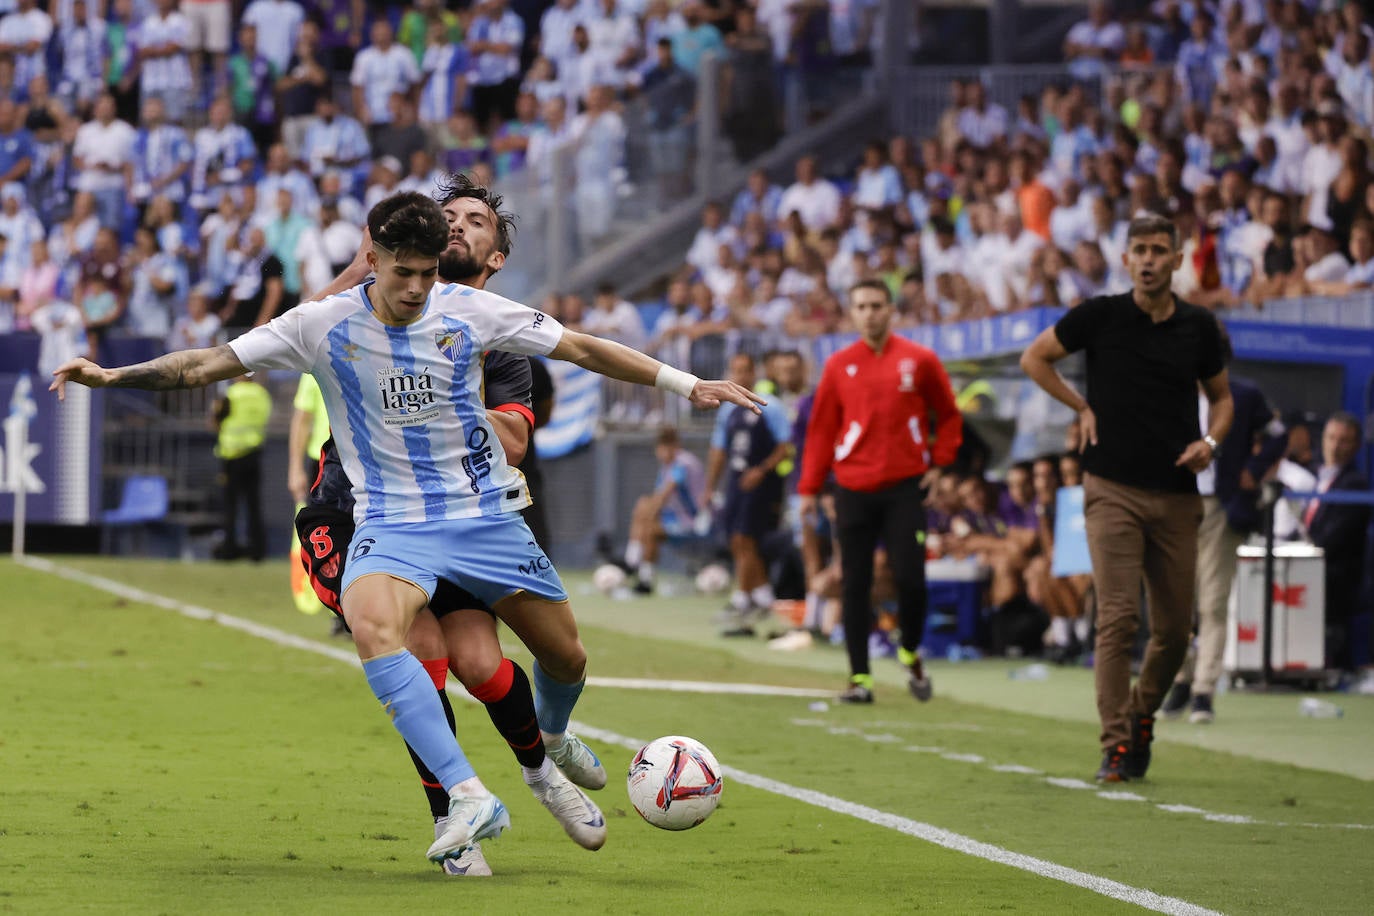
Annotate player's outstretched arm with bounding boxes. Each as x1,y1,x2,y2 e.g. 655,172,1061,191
49,345,248,401
548,330,764,413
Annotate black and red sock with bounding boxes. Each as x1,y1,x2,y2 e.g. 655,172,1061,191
470,658,546,769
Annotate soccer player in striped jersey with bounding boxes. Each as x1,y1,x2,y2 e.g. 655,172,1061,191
299,175,600,875
51,190,762,869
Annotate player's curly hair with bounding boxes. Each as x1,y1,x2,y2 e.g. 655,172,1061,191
367,192,448,259
434,172,517,257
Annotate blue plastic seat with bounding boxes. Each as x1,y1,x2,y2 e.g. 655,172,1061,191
103,475,169,525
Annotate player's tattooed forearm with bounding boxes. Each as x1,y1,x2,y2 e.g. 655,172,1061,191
112,354,189,390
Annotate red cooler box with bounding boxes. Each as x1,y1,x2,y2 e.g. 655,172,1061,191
1224,543,1326,675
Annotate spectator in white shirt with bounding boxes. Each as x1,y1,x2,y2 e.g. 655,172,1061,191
0,0,50,91
1063,0,1124,81
72,93,137,232
777,154,841,232
685,201,739,273
587,0,641,76
241,0,305,74
1048,179,1093,254
540,0,584,72
921,215,965,302
570,84,626,244
1265,81,1310,196
134,0,195,121
1300,102,1347,232
852,140,902,211
1300,224,1352,285
583,281,647,350
1309,218,1374,296
350,19,420,139
301,94,370,192
30,296,88,377
166,283,224,352
956,80,1009,150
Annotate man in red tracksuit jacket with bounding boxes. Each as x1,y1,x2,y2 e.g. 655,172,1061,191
799,279,963,704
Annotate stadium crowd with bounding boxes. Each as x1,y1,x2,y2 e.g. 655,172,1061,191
0,0,875,372
530,0,1374,375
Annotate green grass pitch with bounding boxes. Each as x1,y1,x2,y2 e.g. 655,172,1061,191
2,557,1371,914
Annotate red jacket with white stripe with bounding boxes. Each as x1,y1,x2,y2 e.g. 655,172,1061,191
798,335,962,494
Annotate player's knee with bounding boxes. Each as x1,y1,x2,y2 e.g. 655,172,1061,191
347,610,408,655
450,642,504,691
541,639,587,683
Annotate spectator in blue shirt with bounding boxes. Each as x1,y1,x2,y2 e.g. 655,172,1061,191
730,168,783,228
671,1,724,76
0,98,32,188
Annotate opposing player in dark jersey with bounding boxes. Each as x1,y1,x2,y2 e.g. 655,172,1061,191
297,175,603,875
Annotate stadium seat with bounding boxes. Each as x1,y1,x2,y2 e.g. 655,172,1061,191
102,475,170,556
103,475,169,525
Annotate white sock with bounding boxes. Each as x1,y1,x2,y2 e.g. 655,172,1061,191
637,561,654,583
729,589,750,611
803,592,822,629
541,730,566,749
750,584,775,609
522,758,555,786
1050,616,1071,646
450,776,489,798
624,540,643,568
1073,616,1091,642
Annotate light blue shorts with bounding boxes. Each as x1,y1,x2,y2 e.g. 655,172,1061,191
340,513,568,608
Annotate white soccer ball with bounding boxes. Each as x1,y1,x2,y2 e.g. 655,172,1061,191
627,735,724,831
592,563,627,594
694,563,731,595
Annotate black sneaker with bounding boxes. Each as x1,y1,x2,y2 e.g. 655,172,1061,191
837,683,874,704
1124,715,1154,779
1095,742,1132,782
906,656,933,702
1188,693,1215,724
631,579,654,595
1160,682,1191,719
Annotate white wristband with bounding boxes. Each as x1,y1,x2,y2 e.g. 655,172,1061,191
654,364,700,398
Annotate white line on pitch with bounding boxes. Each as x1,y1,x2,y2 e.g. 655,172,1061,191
789,717,1374,831
25,557,1223,916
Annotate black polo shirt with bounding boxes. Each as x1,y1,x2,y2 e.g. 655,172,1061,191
1054,292,1225,494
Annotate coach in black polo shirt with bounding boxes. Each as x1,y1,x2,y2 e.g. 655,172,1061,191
1020,212,1232,784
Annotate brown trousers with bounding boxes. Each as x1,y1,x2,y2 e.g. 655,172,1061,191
1084,474,1203,750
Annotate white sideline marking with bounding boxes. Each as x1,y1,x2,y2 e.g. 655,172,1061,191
27,557,1224,916
786,715,1374,832
585,676,832,698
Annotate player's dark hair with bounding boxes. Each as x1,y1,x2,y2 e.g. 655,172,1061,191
1126,212,1180,250
368,192,448,259
434,171,516,257
848,278,892,303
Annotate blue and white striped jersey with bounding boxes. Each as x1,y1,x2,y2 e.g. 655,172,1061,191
230,281,565,524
